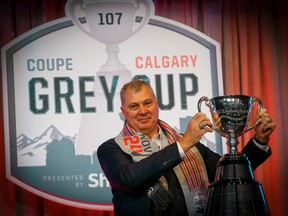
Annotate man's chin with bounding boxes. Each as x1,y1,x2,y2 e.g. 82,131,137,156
137,122,153,130
135,119,157,130
138,119,151,124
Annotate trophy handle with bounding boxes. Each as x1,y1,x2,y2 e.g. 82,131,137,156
65,0,94,38
132,0,155,37
245,97,264,132
197,96,209,112
197,96,223,134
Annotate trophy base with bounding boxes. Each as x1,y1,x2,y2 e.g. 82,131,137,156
204,153,270,216
204,180,270,216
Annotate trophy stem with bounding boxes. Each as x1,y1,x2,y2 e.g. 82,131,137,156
100,44,127,71
227,133,239,154
97,44,132,82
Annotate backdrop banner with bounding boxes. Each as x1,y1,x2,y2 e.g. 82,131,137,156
1,0,223,210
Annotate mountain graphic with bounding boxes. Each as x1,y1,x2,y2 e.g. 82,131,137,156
17,134,32,151
17,125,75,167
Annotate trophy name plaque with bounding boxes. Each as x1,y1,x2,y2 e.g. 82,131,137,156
198,95,270,216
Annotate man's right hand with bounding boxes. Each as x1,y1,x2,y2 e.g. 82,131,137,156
178,112,214,152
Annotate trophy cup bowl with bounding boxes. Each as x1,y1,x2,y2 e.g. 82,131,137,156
198,95,270,215
198,95,263,153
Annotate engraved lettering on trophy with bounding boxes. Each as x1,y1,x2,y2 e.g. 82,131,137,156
198,95,263,150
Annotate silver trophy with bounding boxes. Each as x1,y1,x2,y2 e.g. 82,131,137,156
198,95,270,215
198,95,263,153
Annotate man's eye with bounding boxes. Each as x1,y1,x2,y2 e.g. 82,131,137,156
129,104,139,110
144,101,152,107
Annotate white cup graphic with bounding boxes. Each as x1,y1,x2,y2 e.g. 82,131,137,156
66,0,155,78
65,0,155,155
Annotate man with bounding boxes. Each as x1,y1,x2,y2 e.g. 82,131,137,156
97,79,276,216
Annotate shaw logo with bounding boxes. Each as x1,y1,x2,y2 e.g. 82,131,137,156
1,0,223,210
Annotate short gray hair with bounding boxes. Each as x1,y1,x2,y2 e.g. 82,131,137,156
120,79,155,105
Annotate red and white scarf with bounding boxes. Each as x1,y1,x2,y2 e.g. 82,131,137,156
115,119,209,215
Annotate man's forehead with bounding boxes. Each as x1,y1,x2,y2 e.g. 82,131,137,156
126,85,153,95
123,86,156,103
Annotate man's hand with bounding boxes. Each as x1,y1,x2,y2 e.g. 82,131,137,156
254,109,276,143
178,112,214,152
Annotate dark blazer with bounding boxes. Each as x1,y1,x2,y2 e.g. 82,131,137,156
97,138,271,216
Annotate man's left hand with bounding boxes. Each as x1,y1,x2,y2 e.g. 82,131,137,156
254,109,276,143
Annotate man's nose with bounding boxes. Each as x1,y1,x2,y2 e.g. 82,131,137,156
139,105,147,114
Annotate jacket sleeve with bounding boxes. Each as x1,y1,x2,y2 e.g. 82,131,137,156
241,138,272,170
196,138,272,183
97,138,183,195
195,143,221,183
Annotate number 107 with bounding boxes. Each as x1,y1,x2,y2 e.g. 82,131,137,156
98,13,122,25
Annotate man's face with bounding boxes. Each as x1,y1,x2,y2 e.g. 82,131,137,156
121,85,159,138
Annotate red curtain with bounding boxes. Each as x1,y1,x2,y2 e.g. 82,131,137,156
1,0,287,215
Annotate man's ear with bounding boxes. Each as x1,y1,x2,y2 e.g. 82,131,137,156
119,112,125,121
120,106,126,118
